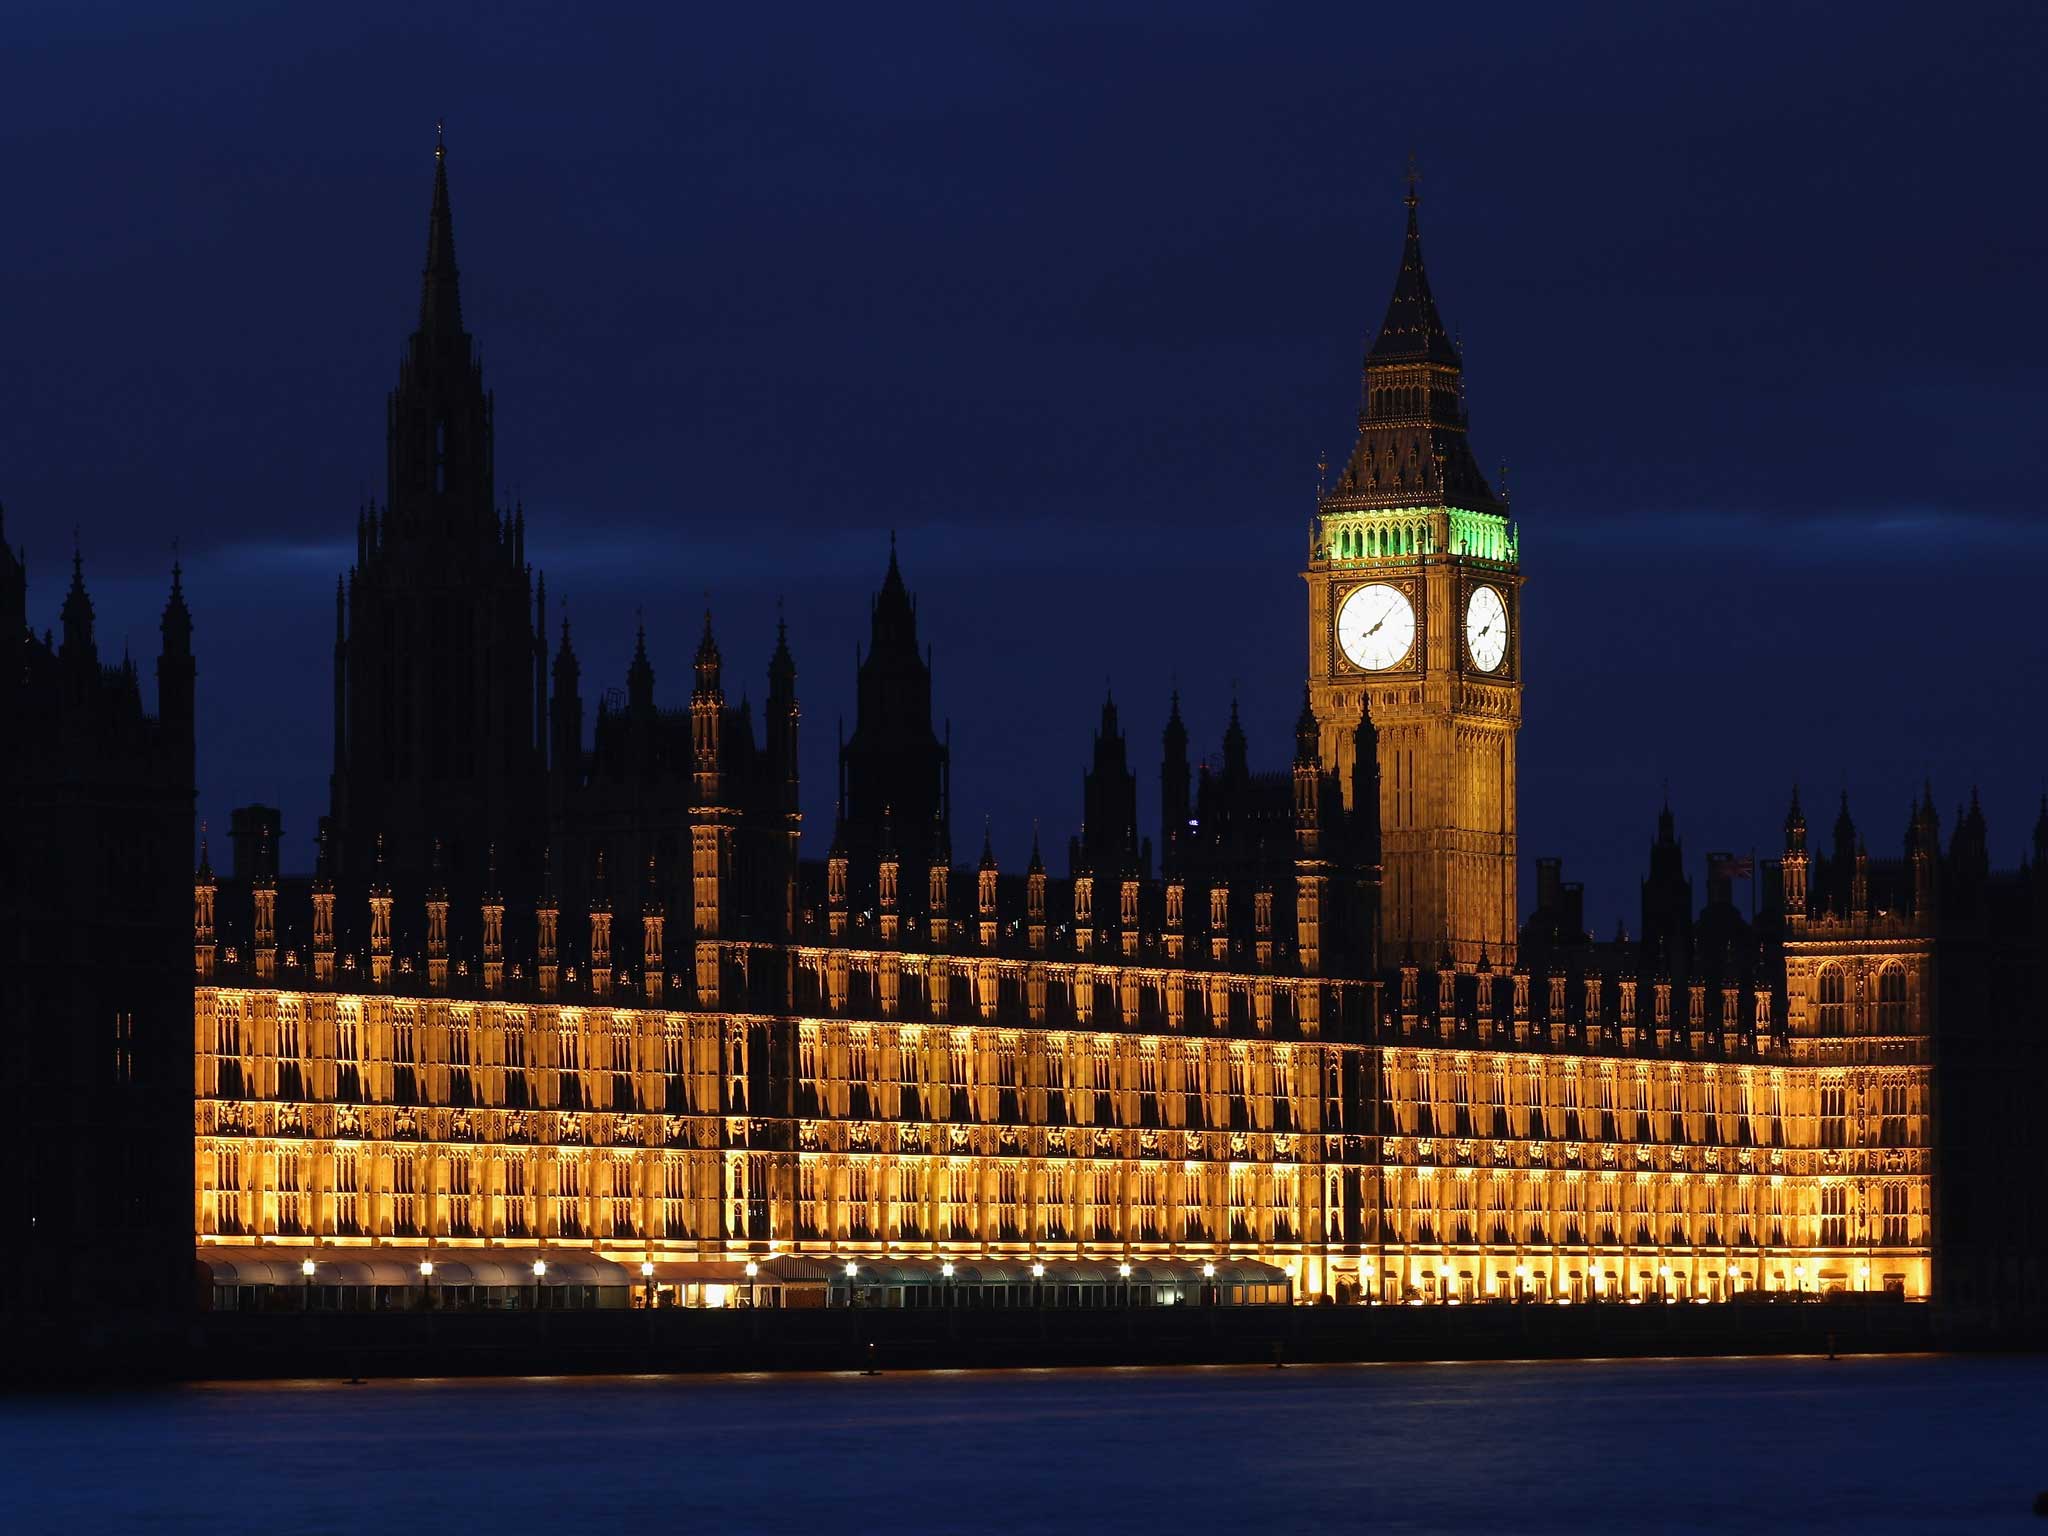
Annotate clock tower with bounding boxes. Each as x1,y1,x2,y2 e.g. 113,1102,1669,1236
1304,180,1521,968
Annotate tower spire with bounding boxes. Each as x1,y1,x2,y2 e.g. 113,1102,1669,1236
1368,163,1458,367
419,122,462,338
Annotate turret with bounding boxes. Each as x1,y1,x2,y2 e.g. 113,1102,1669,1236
536,844,560,997
977,822,999,949
1293,687,1327,973
158,560,195,746
193,831,217,979
1782,786,1809,918
1161,691,1190,873
1078,690,1141,883
252,823,278,981
927,808,951,945
425,839,450,991
626,617,655,716
642,853,665,1003
368,835,394,985
1831,793,1857,915
311,823,336,983
767,614,800,813
827,803,849,940
1026,829,1047,953
878,808,900,944
481,844,505,993
589,848,613,997
691,610,724,805
551,617,582,801
60,544,95,673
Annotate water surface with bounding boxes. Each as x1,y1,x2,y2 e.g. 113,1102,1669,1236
4,1355,2041,1533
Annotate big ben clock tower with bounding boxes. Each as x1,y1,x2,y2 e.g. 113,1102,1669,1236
1305,179,1521,968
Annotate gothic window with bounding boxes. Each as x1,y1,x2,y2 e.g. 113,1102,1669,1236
1881,1183,1909,1245
1880,1080,1909,1145
1816,966,1847,1036
1819,1084,1846,1146
504,1155,530,1238
1819,1184,1848,1246
392,1150,420,1237
1877,965,1907,1034
334,1148,362,1238
449,1153,476,1238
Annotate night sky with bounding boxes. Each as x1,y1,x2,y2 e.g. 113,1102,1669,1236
4,0,2043,933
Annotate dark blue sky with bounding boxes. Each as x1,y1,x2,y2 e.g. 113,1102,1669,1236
4,0,2043,932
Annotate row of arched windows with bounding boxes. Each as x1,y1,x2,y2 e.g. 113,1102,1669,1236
1368,385,1453,419
1333,522,1433,561
1814,963,1908,1036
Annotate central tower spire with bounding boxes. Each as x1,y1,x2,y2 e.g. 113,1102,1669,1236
329,128,544,916
419,121,463,339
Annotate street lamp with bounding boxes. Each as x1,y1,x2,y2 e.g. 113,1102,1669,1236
744,1258,759,1310
531,1256,547,1312
301,1256,315,1311
639,1259,656,1310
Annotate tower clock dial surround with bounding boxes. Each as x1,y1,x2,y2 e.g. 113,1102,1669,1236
1465,585,1508,673
1337,583,1415,672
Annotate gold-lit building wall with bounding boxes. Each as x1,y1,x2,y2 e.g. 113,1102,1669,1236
194,925,1932,1302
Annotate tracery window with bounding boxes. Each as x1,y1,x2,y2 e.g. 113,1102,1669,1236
1877,965,1907,1034
1816,966,1847,1037
1819,1184,1848,1246
1819,1084,1846,1147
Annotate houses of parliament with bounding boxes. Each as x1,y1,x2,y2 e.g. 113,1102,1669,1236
5,139,2044,1323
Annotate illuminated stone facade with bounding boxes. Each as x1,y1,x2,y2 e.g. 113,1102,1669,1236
190,826,1934,1301
183,143,1948,1308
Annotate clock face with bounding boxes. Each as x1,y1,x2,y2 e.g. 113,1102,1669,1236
1466,585,1508,673
1337,583,1416,671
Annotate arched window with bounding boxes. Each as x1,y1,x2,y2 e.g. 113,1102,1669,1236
1816,966,1847,1037
1877,965,1907,1034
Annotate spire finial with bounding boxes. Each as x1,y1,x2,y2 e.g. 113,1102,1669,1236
1404,150,1421,211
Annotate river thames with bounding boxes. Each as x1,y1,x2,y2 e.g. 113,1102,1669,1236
4,1355,2041,1532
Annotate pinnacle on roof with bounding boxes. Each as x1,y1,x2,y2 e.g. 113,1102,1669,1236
769,606,796,688
60,540,93,658
1365,172,1461,368
979,817,997,871
693,608,721,696
1028,824,1045,875
1294,686,1319,765
162,559,193,650
627,615,654,708
419,123,463,339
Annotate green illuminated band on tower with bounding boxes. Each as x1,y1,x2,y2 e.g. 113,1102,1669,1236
1318,505,1517,567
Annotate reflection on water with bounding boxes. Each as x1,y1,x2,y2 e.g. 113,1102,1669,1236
3,1356,2041,1533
